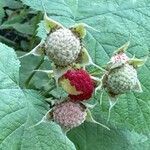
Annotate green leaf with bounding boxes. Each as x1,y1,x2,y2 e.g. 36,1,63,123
0,7,4,24
0,22,35,35
0,0,22,9
37,21,47,40
17,51,52,89
68,122,150,150
0,43,20,89
0,89,75,150
69,123,128,150
0,43,76,150
0,0,22,23
124,130,150,150
21,0,73,18
85,109,110,130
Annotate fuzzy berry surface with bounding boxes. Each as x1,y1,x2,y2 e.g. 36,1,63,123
53,101,87,130
45,28,81,66
63,69,94,101
104,64,138,96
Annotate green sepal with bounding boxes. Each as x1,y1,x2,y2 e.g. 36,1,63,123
70,22,100,38
76,48,89,66
133,79,143,93
107,97,118,122
93,74,105,94
70,23,86,38
44,12,64,33
34,64,71,87
33,69,54,78
18,40,45,59
107,60,125,70
86,109,110,130
77,48,106,71
29,109,53,128
52,64,71,87
128,57,147,68
81,101,97,109
114,41,130,54
45,98,57,106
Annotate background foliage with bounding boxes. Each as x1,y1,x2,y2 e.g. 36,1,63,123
0,0,150,150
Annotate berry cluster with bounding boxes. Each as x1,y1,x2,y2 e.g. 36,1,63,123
22,14,145,131
50,68,95,131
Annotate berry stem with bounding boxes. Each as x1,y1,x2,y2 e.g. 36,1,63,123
99,91,103,106
25,57,45,88
91,63,106,72
89,66,106,75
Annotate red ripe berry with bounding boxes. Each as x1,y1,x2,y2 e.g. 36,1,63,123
60,69,94,102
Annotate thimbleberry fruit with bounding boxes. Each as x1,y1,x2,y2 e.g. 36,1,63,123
45,28,81,66
104,63,139,96
53,100,87,130
60,69,94,101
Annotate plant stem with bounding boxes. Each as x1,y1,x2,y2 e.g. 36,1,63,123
25,57,44,88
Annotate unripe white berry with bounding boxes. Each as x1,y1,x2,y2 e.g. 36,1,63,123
104,64,138,96
45,28,81,66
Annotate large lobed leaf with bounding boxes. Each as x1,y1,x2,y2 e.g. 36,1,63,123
20,0,150,149
0,43,76,150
